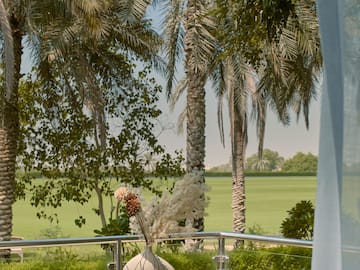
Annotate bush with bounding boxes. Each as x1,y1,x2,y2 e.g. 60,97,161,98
0,247,312,270
159,252,216,270
0,258,108,270
1,251,215,270
280,200,314,240
229,249,271,269
229,246,312,270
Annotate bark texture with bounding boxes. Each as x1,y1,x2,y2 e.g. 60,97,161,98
0,14,22,257
226,61,247,235
184,0,207,232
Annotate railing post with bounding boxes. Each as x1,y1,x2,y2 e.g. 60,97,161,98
115,239,122,270
212,235,229,270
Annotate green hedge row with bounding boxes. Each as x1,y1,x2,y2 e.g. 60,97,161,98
17,170,317,180
205,171,316,177
0,258,108,270
1,247,311,270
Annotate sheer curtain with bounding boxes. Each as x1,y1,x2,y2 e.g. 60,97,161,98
313,0,360,269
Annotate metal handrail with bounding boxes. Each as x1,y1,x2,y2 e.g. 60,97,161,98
0,232,313,270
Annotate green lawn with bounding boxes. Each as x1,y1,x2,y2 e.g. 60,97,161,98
12,176,316,239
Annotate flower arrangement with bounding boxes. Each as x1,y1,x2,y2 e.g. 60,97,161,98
114,171,208,270
114,170,208,247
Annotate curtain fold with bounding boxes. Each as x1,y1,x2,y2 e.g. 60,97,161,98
313,0,360,269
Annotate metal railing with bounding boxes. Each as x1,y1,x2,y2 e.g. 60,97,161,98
0,232,313,270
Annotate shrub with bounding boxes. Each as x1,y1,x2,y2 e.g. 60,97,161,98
229,249,271,269
229,246,312,270
0,258,108,270
1,251,215,270
159,252,216,270
267,246,312,270
280,200,314,240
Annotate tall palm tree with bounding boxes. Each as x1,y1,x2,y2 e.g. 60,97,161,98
212,54,266,235
162,0,216,231
0,2,24,247
213,0,321,236
0,0,160,249
0,0,13,254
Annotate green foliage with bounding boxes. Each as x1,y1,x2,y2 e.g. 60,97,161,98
0,258,109,270
1,251,216,270
94,218,130,238
229,246,312,270
159,252,216,270
282,152,318,173
0,247,311,270
280,200,314,240
17,61,184,229
246,149,285,171
213,0,296,66
94,206,130,250
230,249,270,269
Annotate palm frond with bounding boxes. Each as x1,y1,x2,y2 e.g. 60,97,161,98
217,91,226,147
185,1,217,74
248,74,267,159
258,0,321,127
169,78,187,112
118,0,151,25
161,0,186,97
176,107,186,135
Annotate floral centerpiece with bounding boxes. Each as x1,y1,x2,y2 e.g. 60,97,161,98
114,171,208,270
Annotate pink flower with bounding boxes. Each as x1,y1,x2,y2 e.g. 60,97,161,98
114,187,128,202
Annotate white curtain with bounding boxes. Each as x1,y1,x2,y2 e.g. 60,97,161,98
313,0,360,269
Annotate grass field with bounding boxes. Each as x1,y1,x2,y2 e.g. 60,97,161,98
12,176,316,240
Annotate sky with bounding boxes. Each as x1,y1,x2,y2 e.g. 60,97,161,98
156,83,321,169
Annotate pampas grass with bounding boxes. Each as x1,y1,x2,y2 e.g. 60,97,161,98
115,170,209,244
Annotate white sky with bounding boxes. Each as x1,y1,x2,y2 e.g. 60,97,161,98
156,84,321,169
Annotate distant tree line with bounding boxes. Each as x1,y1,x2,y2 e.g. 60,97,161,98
208,149,318,174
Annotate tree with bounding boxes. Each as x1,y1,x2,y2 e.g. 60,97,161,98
0,2,25,248
18,61,184,231
213,0,321,236
162,0,216,231
0,0,164,248
246,149,284,171
282,152,318,173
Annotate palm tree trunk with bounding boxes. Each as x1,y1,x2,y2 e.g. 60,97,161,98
0,16,22,257
226,60,247,236
231,107,246,234
184,0,207,232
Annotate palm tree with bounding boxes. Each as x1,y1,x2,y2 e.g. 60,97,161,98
213,0,321,236
212,54,266,235
0,0,160,249
162,0,216,231
0,2,24,247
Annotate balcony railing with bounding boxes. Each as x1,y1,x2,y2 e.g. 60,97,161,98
0,232,313,270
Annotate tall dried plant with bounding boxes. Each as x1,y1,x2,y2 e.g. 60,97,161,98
114,170,208,246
